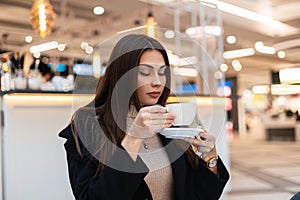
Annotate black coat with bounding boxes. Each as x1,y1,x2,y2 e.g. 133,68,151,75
59,125,229,200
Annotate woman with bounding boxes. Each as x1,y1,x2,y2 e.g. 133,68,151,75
59,34,229,200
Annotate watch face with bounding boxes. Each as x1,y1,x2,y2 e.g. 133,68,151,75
207,157,218,168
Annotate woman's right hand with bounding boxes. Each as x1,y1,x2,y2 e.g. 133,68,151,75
127,105,175,139
122,105,175,159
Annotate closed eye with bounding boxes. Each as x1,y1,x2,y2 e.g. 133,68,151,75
138,64,167,76
158,66,167,75
139,70,151,76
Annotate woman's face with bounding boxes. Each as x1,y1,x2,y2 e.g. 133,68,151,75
137,50,167,106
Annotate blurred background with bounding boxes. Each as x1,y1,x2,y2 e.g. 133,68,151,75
0,0,300,199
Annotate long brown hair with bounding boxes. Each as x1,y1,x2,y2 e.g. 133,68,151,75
71,34,197,172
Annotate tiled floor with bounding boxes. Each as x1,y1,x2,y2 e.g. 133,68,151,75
226,119,300,200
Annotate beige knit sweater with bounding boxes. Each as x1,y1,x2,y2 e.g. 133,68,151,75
127,109,175,199
139,134,175,200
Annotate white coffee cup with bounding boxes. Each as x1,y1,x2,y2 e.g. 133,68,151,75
166,102,197,126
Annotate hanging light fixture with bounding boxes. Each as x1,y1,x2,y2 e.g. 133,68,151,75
145,12,157,38
30,0,56,38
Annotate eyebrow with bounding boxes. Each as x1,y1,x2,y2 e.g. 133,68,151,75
139,64,167,69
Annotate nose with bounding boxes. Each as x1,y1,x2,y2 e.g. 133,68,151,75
151,73,161,87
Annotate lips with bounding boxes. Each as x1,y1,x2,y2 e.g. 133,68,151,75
147,91,160,98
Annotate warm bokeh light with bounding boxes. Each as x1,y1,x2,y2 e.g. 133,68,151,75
25,35,33,43
232,60,242,71
252,85,270,94
223,48,255,59
226,35,236,44
93,6,105,15
80,42,88,50
57,43,66,51
164,30,175,39
279,67,300,84
214,71,223,79
255,41,275,54
30,0,56,38
85,46,93,54
220,63,228,72
277,51,286,58
145,12,157,38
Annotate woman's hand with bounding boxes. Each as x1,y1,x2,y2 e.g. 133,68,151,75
187,131,216,158
184,130,218,174
127,105,175,139
122,105,175,160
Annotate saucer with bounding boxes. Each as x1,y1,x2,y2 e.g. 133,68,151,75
159,128,205,139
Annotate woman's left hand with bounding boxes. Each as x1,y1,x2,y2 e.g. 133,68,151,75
185,130,218,173
184,130,216,159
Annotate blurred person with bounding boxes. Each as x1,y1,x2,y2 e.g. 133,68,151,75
59,34,229,200
30,58,54,82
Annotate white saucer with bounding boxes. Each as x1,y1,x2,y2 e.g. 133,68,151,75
159,128,205,139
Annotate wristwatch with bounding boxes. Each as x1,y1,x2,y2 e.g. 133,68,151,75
205,155,218,168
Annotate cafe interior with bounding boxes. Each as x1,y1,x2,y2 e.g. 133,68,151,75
0,0,300,199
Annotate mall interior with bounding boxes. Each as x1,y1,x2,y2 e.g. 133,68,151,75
0,0,300,199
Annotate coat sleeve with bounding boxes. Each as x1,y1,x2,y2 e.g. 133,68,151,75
59,125,149,200
192,156,230,200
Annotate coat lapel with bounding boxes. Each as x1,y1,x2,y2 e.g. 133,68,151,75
160,135,187,200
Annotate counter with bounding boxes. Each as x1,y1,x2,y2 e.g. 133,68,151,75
0,93,90,200
0,93,230,200
262,115,298,141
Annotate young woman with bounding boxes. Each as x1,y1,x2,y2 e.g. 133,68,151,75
59,34,229,200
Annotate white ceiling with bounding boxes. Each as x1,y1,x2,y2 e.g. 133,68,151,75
1,0,300,81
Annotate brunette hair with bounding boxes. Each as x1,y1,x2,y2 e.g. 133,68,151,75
71,34,197,171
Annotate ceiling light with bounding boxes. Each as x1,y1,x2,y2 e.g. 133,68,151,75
232,60,242,71
252,85,270,94
185,26,222,38
243,89,252,98
167,51,180,66
279,68,300,84
220,64,228,72
173,67,198,77
277,51,286,58
93,6,105,15
200,1,217,8
30,0,56,38
271,84,300,95
80,42,89,50
255,41,275,54
232,60,240,66
255,41,263,49
85,46,93,54
30,41,58,53
33,52,41,58
214,71,223,79
57,43,66,51
178,56,197,66
164,30,175,39
233,65,242,72
25,36,33,43
223,48,255,59
145,12,157,38
201,0,296,31
204,26,222,36
92,53,101,78
226,35,236,44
